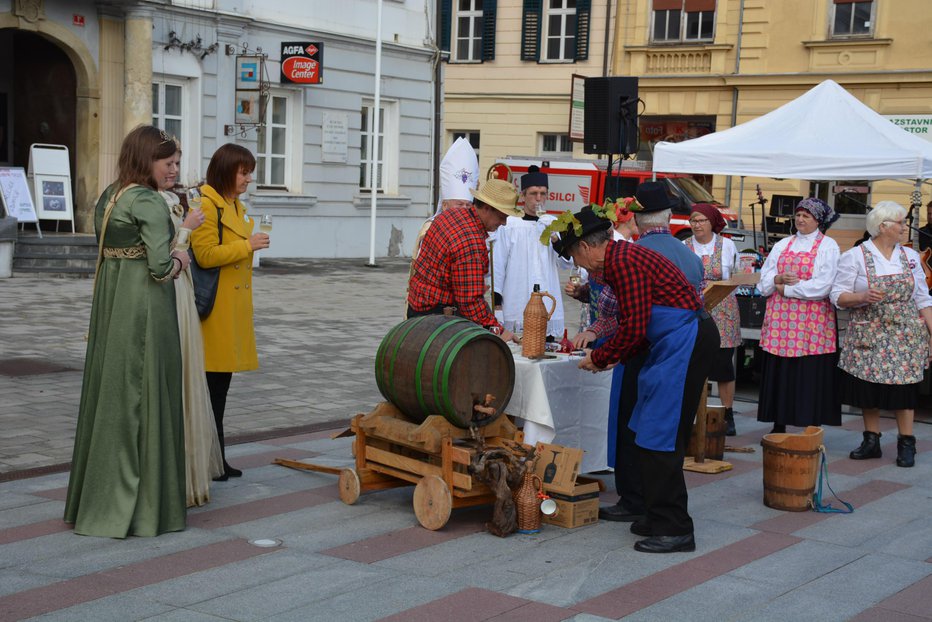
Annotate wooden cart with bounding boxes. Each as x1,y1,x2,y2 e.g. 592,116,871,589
275,402,524,530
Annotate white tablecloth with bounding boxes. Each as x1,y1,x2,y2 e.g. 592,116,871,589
506,344,612,473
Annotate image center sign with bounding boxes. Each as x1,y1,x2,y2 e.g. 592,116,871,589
281,42,323,85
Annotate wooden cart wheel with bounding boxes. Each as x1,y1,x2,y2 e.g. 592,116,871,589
338,468,361,505
413,475,452,530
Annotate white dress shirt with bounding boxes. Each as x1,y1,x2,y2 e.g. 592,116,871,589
830,239,932,310
759,229,840,300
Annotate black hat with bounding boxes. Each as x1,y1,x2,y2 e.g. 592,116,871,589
521,165,549,190
632,181,680,213
553,207,612,259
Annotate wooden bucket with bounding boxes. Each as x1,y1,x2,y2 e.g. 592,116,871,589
687,406,726,461
374,315,515,428
761,426,823,512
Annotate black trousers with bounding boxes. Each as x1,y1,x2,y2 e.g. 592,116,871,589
613,351,647,514
206,371,233,464
613,315,720,535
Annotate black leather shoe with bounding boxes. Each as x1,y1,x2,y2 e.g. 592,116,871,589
212,472,229,482
850,431,882,460
223,462,243,478
896,434,916,468
630,520,651,537
770,424,786,434
634,534,696,554
725,408,736,437
598,504,644,522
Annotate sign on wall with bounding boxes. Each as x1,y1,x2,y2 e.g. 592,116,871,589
235,55,264,124
322,112,348,163
280,42,323,85
884,115,932,144
568,74,585,142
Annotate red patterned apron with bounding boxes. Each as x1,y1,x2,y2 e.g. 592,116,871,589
760,234,836,357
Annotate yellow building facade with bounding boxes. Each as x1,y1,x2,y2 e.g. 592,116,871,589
444,0,932,249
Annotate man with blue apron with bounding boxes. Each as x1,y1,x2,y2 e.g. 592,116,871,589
554,205,719,554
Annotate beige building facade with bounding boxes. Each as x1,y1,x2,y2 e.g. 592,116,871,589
442,0,615,179
443,0,932,249
617,0,932,248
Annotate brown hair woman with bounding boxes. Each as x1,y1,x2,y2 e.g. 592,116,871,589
64,125,191,537
190,144,270,480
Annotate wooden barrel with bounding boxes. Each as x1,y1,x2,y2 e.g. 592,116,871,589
374,315,515,428
687,406,726,461
761,426,823,511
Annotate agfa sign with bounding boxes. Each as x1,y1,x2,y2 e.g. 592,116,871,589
281,41,323,85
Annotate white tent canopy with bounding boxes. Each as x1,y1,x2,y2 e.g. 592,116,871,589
653,80,932,181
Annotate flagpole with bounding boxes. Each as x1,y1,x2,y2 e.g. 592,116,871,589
367,0,384,266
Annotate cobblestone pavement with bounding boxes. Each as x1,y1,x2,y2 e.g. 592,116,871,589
0,258,413,474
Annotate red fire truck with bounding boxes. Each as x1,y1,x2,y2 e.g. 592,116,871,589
491,157,740,240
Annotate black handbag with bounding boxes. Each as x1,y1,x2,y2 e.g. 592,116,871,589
189,208,222,318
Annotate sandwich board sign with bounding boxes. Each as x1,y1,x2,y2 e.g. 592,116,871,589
28,143,74,232
0,166,38,223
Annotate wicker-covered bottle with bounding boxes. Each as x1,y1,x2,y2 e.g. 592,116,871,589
521,285,556,358
513,460,543,534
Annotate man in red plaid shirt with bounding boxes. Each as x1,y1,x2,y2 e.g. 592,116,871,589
407,179,522,342
555,206,719,554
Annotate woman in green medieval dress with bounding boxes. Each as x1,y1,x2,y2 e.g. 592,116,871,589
64,125,191,537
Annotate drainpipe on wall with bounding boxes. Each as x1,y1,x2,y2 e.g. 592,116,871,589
724,0,746,209
602,0,612,77
432,1,442,214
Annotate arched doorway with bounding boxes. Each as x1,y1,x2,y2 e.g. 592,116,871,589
0,28,77,232
0,13,99,232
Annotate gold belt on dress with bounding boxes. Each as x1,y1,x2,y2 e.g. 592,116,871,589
103,245,146,259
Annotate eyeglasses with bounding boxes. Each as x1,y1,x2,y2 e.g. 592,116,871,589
688,218,709,225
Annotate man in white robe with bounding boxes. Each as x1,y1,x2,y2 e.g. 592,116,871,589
491,165,572,338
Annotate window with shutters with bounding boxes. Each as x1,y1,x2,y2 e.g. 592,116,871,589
453,0,484,62
831,0,874,37
443,0,497,62
542,0,577,62
651,0,715,44
521,0,590,63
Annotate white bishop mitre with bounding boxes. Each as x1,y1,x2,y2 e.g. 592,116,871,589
439,137,479,205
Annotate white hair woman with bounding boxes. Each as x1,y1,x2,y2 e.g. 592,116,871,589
831,200,932,468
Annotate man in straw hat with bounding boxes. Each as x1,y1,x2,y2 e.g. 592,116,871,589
407,179,522,342
491,165,572,338
554,203,719,554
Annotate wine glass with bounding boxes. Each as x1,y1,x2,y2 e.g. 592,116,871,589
259,214,273,234
569,267,583,287
186,187,202,212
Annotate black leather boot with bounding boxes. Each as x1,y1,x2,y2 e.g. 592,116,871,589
850,431,882,460
896,435,916,468
724,408,736,436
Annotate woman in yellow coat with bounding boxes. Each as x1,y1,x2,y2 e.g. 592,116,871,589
190,144,270,480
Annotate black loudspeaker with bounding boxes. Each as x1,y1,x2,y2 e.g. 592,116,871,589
583,77,639,155
770,194,803,217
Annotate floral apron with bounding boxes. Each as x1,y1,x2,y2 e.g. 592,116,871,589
686,236,742,348
760,234,836,357
839,247,928,385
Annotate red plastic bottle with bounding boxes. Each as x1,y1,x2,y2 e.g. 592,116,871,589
560,328,574,353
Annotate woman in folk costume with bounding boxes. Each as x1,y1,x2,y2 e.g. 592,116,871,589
65,125,190,538
410,136,479,261
683,203,742,436
156,163,224,506
831,201,932,468
492,165,573,338
757,197,841,433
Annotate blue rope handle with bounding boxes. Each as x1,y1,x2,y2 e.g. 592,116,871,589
812,445,854,514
